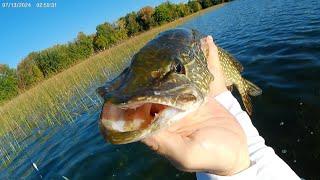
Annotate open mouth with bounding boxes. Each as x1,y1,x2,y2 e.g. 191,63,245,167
100,102,179,132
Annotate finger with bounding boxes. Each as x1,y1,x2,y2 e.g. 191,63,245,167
206,36,216,49
206,36,220,72
204,37,228,97
142,130,190,160
167,98,233,132
172,115,238,137
143,131,205,172
142,131,180,154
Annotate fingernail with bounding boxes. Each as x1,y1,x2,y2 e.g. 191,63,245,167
208,36,213,40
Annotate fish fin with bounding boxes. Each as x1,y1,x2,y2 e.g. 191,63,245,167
227,85,234,92
237,79,253,116
237,79,262,115
229,56,244,72
96,87,107,97
218,47,244,72
242,93,253,116
245,80,262,96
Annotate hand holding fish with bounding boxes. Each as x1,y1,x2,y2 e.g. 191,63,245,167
142,37,251,176
97,29,298,179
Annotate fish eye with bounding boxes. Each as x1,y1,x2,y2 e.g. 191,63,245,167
172,61,185,74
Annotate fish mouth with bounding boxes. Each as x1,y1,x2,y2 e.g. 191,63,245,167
99,101,182,133
99,86,202,132
98,77,205,143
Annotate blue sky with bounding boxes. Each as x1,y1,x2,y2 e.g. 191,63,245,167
0,0,185,68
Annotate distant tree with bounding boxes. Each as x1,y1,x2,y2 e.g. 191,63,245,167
0,64,19,103
211,0,218,5
34,45,72,77
153,2,177,25
17,52,44,90
1,0,220,100
170,4,181,20
124,12,141,36
212,0,225,4
93,23,118,51
188,0,202,13
76,32,94,57
199,0,213,8
68,32,94,61
175,3,192,17
114,18,128,41
137,6,155,30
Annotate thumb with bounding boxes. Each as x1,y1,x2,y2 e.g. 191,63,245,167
205,36,227,97
142,131,200,172
141,131,188,159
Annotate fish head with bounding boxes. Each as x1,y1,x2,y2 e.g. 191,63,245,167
96,28,214,143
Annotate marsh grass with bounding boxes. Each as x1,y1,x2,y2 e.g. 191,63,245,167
0,4,224,168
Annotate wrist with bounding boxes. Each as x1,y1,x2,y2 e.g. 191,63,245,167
228,154,251,176
211,153,251,176
209,81,228,97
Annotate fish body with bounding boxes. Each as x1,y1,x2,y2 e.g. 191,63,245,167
218,47,262,115
97,28,261,144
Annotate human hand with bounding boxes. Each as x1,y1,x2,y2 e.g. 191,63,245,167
142,36,250,176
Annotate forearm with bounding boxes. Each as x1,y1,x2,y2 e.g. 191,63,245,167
196,91,300,180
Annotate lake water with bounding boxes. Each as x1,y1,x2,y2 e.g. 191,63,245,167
1,0,320,179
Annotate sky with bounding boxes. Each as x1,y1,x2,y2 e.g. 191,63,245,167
0,0,185,68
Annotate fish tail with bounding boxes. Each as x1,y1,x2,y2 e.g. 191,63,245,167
237,79,262,116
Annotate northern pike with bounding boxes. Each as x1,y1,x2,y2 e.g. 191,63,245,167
97,28,262,144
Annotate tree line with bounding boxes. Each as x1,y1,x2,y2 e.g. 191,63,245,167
0,0,229,104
